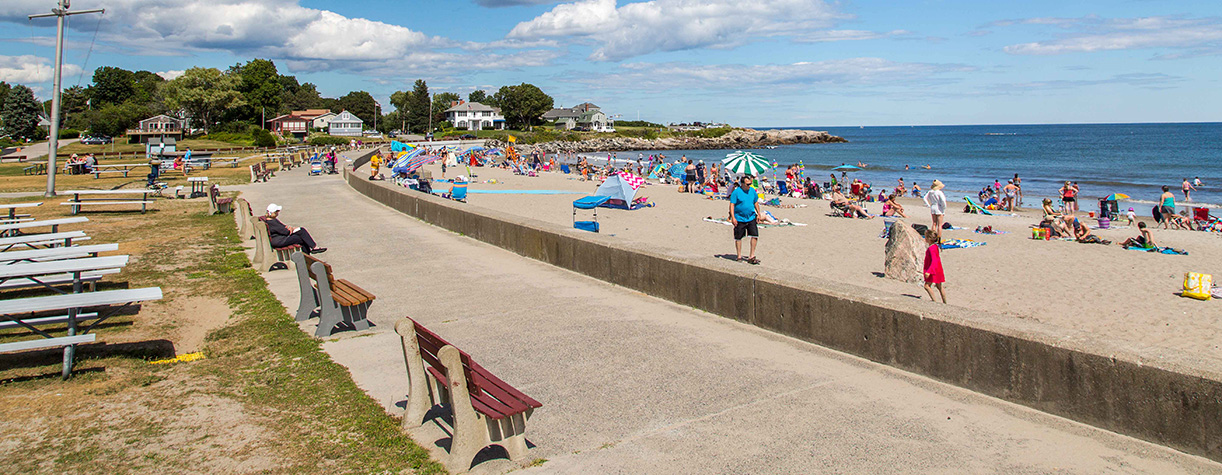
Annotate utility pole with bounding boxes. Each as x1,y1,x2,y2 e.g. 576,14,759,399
29,1,104,197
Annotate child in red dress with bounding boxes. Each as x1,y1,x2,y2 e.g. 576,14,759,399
923,230,947,303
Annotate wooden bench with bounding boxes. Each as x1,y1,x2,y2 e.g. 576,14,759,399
62,190,153,215
249,216,299,271
208,184,234,215
250,162,272,183
23,163,46,175
395,317,541,473
290,252,375,337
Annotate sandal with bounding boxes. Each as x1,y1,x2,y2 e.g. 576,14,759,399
746,257,760,265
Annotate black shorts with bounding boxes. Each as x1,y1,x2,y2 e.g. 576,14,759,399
734,219,759,240
1062,197,1075,203
686,173,697,182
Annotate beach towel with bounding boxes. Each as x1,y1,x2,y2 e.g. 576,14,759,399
704,216,806,228
1126,246,1188,255
940,239,986,250
973,226,1008,235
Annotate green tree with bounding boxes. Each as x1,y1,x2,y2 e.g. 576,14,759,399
468,90,489,104
1,85,44,141
405,80,430,133
431,92,460,127
337,91,377,127
283,82,324,112
86,101,148,137
379,110,398,133
90,66,136,105
161,67,244,134
0,81,11,114
251,126,276,147
59,86,91,130
131,70,164,105
237,59,283,120
493,83,553,130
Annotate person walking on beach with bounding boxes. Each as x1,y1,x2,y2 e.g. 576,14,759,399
923,230,947,304
1003,180,1019,211
1159,185,1177,229
1060,181,1078,213
1183,178,1196,201
925,180,948,230
729,175,762,265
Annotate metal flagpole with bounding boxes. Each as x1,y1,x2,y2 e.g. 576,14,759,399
29,0,104,197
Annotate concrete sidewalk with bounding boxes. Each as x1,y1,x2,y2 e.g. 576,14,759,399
235,158,1220,474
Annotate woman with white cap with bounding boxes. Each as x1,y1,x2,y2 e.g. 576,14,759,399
924,180,947,231
264,203,326,254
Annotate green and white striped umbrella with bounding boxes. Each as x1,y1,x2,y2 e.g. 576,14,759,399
722,150,771,176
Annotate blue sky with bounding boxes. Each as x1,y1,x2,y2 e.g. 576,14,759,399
2,0,1220,126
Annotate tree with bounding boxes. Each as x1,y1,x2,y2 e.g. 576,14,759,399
379,111,398,133
337,91,377,127
468,90,489,105
283,82,324,111
237,59,283,120
405,80,430,133
131,70,164,106
0,81,11,114
60,86,90,130
493,83,553,130
86,101,148,137
90,66,135,105
1,85,44,141
431,92,460,127
160,67,244,134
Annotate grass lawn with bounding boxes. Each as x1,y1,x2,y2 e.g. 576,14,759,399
0,155,279,193
57,139,260,157
0,196,443,474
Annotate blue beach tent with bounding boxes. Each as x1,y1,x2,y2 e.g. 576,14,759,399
593,173,644,210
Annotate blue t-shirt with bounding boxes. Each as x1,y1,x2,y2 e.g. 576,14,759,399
730,186,759,222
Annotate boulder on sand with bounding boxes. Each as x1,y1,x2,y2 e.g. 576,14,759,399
885,219,924,284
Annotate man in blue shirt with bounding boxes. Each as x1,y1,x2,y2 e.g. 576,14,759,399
729,175,762,264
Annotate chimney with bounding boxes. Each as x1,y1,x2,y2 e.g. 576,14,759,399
451,100,464,108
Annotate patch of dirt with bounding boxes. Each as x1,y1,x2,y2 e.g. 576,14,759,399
139,296,233,354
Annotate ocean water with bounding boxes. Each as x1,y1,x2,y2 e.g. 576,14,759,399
598,123,1222,215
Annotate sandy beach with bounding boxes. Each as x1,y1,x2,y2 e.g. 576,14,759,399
401,159,1222,367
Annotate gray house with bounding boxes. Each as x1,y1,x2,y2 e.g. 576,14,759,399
328,111,364,137
541,102,612,131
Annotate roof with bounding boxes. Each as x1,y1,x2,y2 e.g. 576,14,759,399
575,102,600,111
311,111,337,119
542,108,582,120
444,102,498,113
293,109,332,119
329,111,363,125
268,114,307,123
577,110,606,122
140,114,181,124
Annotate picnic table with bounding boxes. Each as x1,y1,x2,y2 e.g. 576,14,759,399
0,202,42,236
188,177,208,198
0,287,162,378
0,217,88,237
0,231,90,251
0,255,128,293
62,190,155,215
0,244,118,265
91,162,147,179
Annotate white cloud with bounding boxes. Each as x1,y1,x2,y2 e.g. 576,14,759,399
0,54,83,83
508,0,848,61
156,70,185,80
999,16,1222,56
795,29,911,43
571,58,972,92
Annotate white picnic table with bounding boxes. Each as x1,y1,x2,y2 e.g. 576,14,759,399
91,162,147,179
189,177,209,198
0,202,43,236
0,231,89,251
0,244,118,265
0,287,163,378
0,255,129,292
62,189,155,215
0,217,88,237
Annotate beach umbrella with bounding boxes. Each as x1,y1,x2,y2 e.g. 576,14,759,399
1105,193,1130,201
831,164,861,172
722,151,771,176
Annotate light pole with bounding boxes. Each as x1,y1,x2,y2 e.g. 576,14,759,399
29,0,104,197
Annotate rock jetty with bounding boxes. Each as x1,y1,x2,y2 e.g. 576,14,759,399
487,128,846,154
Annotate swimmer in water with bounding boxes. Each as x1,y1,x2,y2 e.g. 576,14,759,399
922,164,931,170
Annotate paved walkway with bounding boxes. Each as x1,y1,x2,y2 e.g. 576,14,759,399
0,138,78,162
236,155,1221,474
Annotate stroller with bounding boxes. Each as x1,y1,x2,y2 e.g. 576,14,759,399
309,153,323,176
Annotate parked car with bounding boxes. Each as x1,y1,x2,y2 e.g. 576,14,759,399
80,135,112,145
460,134,476,140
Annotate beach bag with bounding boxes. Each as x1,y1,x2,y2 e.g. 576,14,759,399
1183,273,1212,301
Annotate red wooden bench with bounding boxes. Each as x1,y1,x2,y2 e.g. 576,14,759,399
208,184,234,215
395,317,541,473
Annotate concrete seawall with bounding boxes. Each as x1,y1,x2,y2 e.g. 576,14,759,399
343,155,1222,462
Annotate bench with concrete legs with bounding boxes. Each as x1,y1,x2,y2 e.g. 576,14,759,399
208,184,234,215
249,216,299,271
250,162,272,183
290,251,375,337
395,317,541,473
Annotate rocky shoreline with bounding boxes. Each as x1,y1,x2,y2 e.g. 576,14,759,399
488,128,846,154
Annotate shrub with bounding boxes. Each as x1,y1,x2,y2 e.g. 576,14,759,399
251,127,277,147
307,135,349,146
58,129,80,139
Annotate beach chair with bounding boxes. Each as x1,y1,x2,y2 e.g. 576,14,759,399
778,181,789,196
445,183,468,202
963,197,994,216
560,164,571,174
572,196,609,233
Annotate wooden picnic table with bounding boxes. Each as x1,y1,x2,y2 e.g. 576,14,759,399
0,231,89,251
62,190,154,215
0,287,163,378
0,244,119,265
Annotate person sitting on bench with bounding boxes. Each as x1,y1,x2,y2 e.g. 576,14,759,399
265,204,326,254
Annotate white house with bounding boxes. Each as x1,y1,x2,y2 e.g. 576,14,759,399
444,101,505,131
310,111,337,130
327,111,364,137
